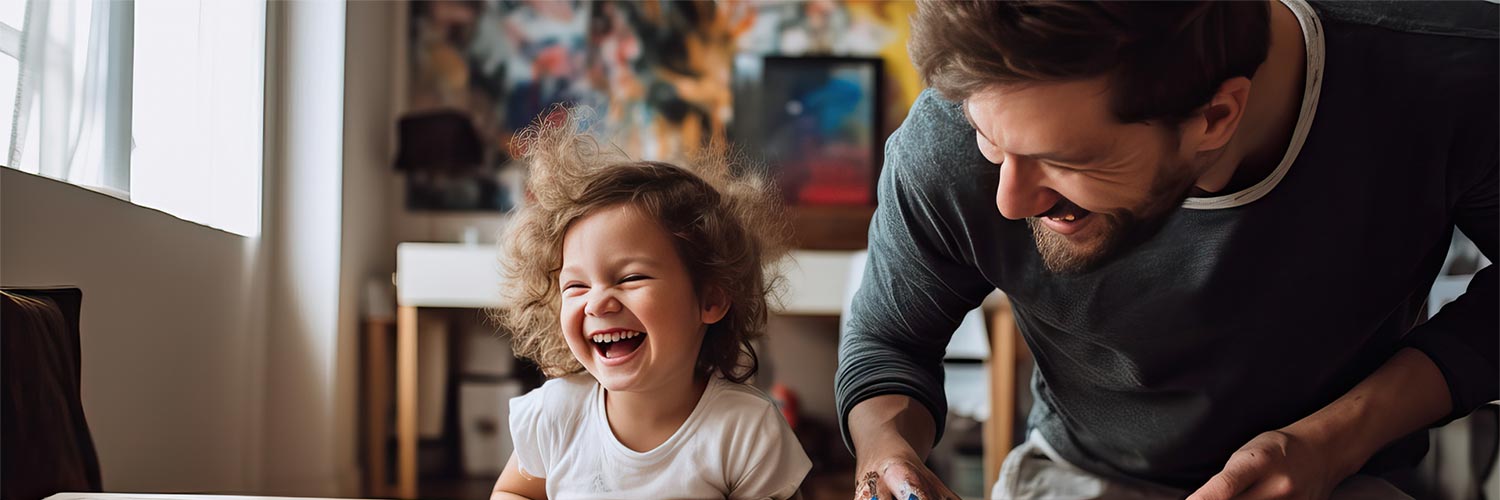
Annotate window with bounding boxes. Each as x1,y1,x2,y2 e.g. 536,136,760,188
0,2,23,155
2,0,266,237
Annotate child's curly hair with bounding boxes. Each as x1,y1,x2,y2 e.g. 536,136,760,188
494,107,791,384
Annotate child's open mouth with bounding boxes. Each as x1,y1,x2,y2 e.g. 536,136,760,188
590,330,646,360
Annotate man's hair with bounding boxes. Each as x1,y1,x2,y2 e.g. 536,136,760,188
495,107,790,383
910,0,1271,126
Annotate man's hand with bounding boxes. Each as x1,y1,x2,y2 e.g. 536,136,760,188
847,395,959,500
853,450,960,500
1185,428,1341,500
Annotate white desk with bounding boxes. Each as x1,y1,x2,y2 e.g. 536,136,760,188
385,243,858,498
394,243,858,314
47,495,366,500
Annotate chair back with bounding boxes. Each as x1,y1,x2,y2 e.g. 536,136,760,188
1,287,102,500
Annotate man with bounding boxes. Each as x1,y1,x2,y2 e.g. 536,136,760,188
836,1,1497,499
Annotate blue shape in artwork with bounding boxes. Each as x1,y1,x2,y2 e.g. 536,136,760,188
797,77,863,135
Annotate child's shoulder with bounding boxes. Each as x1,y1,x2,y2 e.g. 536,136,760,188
540,372,598,395
512,372,597,422
700,378,785,426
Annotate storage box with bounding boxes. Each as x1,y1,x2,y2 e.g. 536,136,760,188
459,379,525,477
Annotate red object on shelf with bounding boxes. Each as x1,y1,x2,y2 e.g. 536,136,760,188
770,382,800,430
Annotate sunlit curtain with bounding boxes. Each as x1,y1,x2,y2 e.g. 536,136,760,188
9,0,124,194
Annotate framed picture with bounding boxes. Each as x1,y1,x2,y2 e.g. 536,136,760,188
759,56,884,207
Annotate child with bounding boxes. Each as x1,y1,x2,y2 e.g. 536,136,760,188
490,108,810,500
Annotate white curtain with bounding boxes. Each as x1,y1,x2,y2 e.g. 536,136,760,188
9,0,123,194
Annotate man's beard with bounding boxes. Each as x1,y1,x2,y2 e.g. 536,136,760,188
1027,165,1199,274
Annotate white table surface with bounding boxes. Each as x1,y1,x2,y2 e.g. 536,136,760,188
47,494,369,500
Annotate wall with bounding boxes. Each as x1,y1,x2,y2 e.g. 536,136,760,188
337,0,400,493
258,0,350,496
0,169,270,493
338,3,505,493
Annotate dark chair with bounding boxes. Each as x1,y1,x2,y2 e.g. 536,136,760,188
2,287,102,500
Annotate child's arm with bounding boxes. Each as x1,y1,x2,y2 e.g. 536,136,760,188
490,452,547,500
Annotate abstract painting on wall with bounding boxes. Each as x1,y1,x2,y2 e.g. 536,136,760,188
408,0,738,164
404,1,917,211
758,57,882,206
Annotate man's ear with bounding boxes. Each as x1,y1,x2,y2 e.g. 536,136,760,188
1184,76,1252,154
700,287,731,326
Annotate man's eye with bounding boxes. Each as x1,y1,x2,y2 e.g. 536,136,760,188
1045,161,1085,172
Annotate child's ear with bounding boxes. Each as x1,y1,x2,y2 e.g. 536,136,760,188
700,287,731,325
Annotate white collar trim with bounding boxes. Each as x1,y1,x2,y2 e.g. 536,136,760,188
1182,0,1324,210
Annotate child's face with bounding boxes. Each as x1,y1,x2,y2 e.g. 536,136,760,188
557,203,729,393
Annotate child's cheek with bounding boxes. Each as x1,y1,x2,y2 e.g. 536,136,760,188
558,299,591,361
557,298,581,338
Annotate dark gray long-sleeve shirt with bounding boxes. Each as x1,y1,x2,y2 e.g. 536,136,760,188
835,1,1497,488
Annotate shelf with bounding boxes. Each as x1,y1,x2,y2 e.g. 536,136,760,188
789,205,875,250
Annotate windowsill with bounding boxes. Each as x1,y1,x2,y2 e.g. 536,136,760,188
1,166,258,239
2,164,131,202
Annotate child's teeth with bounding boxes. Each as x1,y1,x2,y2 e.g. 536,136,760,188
592,331,645,343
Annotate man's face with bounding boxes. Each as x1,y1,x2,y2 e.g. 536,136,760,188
964,78,1203,274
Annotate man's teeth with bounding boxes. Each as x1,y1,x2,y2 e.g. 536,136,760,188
1048,214,1077,222
591,331,642,343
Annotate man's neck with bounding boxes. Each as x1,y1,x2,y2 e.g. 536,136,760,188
1194,0,1307,197
603,372,708,453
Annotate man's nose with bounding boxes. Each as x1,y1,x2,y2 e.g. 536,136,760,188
584,290,621,317
995,157,1060,220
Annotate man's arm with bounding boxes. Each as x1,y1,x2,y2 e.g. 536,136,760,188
836,90,997,499
848,395,938,464
1191,174,1496,500
1187,348,1453,499
1192,109,1498,500
1403,158,1499,425
1299,349,1453,480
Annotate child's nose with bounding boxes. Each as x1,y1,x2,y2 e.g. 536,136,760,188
584,292,622,317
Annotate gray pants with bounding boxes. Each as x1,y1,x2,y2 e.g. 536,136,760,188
994,430,1413,500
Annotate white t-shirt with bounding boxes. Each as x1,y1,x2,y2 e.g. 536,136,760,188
509,373,812,500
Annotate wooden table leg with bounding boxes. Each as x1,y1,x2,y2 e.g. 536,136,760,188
365,319,391,497
397,306,419,499
984,298,1018,498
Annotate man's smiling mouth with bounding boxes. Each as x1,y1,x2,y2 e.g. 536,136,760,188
1036,198,1095,235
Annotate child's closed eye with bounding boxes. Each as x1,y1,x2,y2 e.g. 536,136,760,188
619,274,650,283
